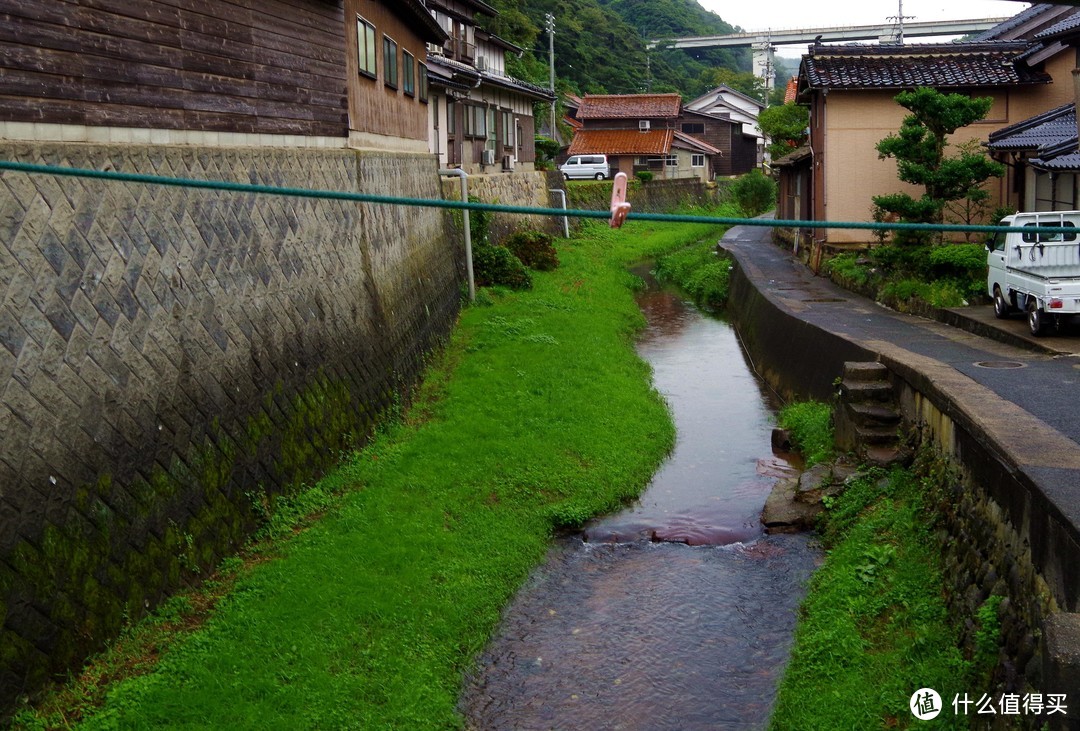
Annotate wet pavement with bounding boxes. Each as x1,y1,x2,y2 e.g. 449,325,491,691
722,224,1080,450
460,272,820,730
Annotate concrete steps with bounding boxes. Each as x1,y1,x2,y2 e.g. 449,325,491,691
835,361,906,466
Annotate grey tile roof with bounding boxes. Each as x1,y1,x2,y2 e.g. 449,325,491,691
987,103,1076,151
988,102,1080,172
1031,151,1080,171
801,42,1049,91
1034,11,1080,40
971,3,1060,41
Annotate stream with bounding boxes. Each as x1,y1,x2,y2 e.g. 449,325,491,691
460,270,821,730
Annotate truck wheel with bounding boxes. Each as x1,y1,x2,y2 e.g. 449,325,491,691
594,172,606,180
993,288,1011,319
1027,299,1046,336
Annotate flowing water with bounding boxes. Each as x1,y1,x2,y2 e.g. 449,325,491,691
461,271,821,730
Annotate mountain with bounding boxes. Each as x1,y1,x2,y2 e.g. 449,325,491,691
482,0,757,99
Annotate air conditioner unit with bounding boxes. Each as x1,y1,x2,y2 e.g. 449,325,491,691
475,56,487,71
502,155,514,171
482,149,496,166
639,120,651,131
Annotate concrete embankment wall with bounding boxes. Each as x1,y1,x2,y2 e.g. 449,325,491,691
726,256,1079,709
0,143,461,706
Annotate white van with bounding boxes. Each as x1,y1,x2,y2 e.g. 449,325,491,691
986,210,1080,335
560,154,610,180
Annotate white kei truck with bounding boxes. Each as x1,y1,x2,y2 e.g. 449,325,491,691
986,210,1080,336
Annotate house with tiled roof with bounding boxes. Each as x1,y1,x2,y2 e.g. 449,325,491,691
790,37,1065,245
988,103,1079,210
684,85,765,169
567,93,751,181
781,2,1080,246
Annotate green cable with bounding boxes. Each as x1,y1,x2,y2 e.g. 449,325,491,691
1,159,1077,236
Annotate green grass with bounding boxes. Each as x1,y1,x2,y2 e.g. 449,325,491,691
770,467,970,730
20,216,730,730
653,209,737,310
777,400,834,468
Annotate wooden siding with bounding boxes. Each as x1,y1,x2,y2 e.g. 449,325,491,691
345,0,430,141
0,0,349,136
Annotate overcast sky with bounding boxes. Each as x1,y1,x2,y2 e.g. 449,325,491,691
698,0,1031,57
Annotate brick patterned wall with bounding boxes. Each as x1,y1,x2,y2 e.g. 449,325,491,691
0,143,461,707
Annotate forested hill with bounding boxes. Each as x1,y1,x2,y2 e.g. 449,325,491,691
482,0,766,100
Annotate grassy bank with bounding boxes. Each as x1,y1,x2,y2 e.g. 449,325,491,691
652,228,735,310
20,217,730,729
770,457,971,730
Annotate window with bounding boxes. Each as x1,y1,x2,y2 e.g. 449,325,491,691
486,107,497,153
357,17,376,78
666,155,678,167
682,123,705,134
464,104,486,137
383,36,398,88
502,111,514,149
419,63,429,103
448,99,456,135
691,154,705,167
403,51,415,96
1022,221,1077,243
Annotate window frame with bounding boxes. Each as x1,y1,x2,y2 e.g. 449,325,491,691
383,35,398,90
357,16,377,79
501,111,514,150
402,50,415,97
419,63,429,104
666,154,678,167
691,154,705,168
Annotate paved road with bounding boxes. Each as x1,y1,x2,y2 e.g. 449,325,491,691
721,223,1080,450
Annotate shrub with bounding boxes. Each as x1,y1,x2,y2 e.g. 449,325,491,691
928,243,985,279
635,170,654,183
505,230,559,271
534,136,559,163
730,169,777,217
654,243,732,310
472,242,532,290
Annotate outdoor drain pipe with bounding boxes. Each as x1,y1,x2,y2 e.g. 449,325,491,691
549,188,570,238
439,168,475,302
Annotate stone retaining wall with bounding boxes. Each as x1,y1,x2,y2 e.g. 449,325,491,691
0,143,461,708
725,254,1077,724
441,170,564,245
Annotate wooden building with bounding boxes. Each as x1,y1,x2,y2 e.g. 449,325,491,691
0,0,446,152
346,0,448,151
425,0,554,173
678,109,758,177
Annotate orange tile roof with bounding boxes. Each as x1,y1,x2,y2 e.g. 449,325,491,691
783,76,799,104
567,129,674,156
578,94,682,119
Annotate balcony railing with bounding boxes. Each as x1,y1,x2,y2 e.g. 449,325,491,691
445,37,475,65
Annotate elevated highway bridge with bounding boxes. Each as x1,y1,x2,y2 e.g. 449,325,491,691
648,18,1008,91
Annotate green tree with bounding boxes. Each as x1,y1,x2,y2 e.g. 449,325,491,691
873,87,1005,243
731,169,777,217
759,102,808,159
